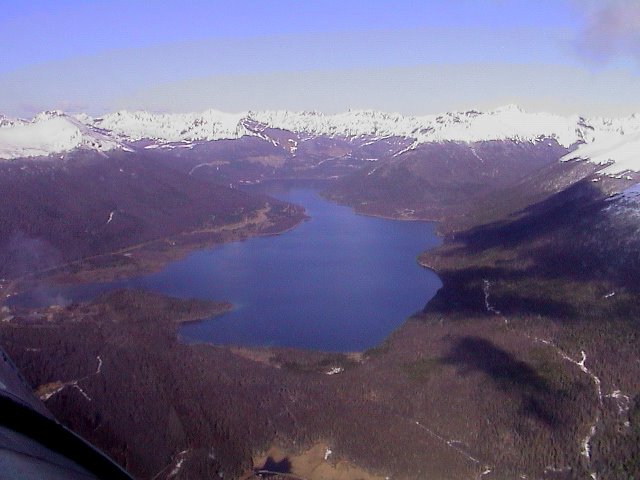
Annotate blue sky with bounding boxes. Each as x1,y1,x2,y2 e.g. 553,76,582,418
1,0,639,116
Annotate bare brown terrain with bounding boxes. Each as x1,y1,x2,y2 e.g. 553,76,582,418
248,443,385,480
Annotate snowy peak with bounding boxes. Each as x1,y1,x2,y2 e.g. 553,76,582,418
90,109,248,143
1,106,639,171
33,110,66,121
0,115,15,128
245,106,639,150
80,106,594,145
412,107,582,146
493,104,524,113
0,112,121,160
247,109,418,139
77,106,640,149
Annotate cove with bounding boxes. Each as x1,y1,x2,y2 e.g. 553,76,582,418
17,184,442,352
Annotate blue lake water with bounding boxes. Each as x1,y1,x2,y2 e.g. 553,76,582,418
18,185,442,352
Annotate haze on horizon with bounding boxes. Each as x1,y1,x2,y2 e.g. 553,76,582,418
1,0,639,118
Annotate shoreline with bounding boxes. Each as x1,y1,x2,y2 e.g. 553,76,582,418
174,301,233,325
2,207,307,306
3,186,445,360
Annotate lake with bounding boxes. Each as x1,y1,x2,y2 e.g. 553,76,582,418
17,184,442,352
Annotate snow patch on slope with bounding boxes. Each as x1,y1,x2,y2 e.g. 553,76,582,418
0,111,119,159
561,131,640,175
419,105,579,145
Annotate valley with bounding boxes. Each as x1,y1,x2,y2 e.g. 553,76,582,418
8,185,442,352
1,106,639,479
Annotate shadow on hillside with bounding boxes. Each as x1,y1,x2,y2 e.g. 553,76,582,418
256,457,292,476
452,180,607,254
440,336,563,427
424,267,579,320
424,179,640,321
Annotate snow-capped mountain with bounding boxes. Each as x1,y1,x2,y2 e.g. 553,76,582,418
0,111,121,159
85,105,639,148
0,115,17,128
248,105,585,146
561,130,640,175
1,106,638,172
91,109,248,143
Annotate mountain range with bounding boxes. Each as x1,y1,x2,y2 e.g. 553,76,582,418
2,106,639,174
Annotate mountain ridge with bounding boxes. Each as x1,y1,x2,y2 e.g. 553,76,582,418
2,106,639,173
